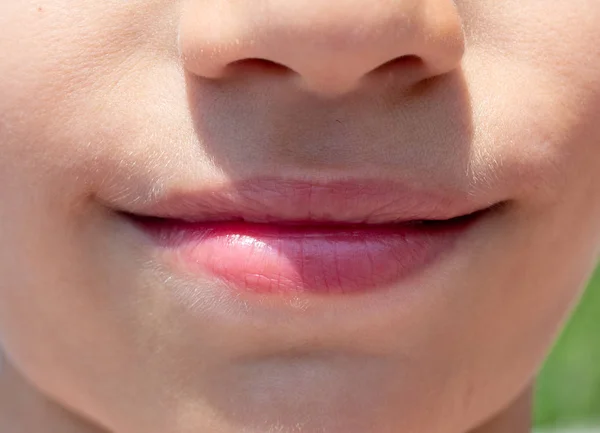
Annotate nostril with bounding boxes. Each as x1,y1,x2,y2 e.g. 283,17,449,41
226,58,292,76
373,55,424,74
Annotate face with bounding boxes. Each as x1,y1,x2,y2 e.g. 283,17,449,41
1,0,600,432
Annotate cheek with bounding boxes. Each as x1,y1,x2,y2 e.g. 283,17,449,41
468,64,600,212
434,193,600,431
0,205,154,431
459,0,600,207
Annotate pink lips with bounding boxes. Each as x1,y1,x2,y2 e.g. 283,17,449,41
133,216,481,294
121,178,496,295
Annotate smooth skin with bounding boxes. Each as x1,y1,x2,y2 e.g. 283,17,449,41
1,0,600,432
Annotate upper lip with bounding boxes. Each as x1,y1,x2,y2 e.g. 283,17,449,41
115,177,499,224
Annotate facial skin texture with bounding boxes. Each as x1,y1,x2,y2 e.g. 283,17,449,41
1,0,600,432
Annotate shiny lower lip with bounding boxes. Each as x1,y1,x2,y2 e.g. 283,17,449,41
129,210,488,295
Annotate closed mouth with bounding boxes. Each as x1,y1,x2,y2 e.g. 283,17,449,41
122,202,498,295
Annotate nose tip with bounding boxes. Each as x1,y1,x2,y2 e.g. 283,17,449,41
179,0,465,95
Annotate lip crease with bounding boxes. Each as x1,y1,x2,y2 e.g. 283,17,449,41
118,177,500,295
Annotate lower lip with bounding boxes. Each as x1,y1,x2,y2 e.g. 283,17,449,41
130,212,487,295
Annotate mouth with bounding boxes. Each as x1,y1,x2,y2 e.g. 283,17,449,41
114,177,504,295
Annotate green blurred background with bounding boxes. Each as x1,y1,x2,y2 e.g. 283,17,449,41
534,265,600,428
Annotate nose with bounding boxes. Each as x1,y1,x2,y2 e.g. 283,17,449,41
179,0,465,96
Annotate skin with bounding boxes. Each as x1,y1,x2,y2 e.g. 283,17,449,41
1,0,600,432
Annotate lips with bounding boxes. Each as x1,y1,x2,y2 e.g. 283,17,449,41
117,178,500,295
118,178,493,224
